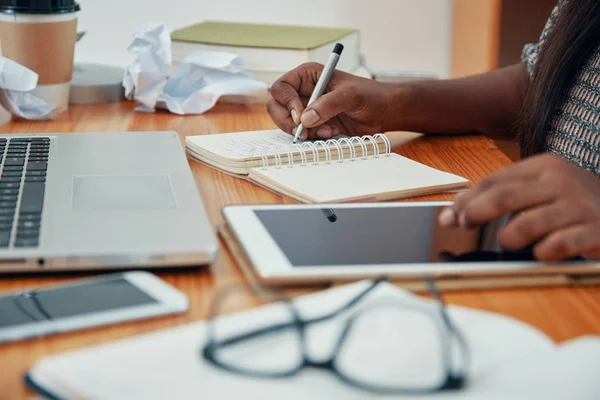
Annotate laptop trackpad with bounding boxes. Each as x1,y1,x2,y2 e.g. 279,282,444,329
72,175,177,210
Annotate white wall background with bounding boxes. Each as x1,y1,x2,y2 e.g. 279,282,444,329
75,0,452,78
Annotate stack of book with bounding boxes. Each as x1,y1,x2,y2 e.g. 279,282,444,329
170,21,369,87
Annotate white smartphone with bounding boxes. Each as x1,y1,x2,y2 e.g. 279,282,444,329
0,271,188,343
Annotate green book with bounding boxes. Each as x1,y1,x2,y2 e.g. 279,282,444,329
170,21,362,87
171,21,357,50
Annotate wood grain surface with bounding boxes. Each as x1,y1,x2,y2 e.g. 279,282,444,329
1,102,600,399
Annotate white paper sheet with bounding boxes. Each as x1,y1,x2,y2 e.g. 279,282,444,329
29,281,574,400
0,56,57,120
122,24,171,110
465,336,600,399
123,24,267,115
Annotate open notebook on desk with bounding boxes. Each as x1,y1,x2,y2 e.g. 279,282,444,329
185,129,469,203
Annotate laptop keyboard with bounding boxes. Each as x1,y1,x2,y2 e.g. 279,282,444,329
0,137,50,248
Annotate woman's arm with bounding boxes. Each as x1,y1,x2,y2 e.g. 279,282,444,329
385,63,530,140
268,62,530,141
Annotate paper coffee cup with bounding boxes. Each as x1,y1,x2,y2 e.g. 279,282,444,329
0,0,80,115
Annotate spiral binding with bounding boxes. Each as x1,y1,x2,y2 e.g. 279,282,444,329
254,134,391,169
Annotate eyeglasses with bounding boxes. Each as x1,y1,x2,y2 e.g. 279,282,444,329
201,277,469,395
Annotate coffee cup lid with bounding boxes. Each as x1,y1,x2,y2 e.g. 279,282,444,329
0,0,80,14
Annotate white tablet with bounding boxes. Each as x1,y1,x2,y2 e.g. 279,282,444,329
223,202,582,284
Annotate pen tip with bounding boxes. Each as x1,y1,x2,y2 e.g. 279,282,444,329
293,139,297,144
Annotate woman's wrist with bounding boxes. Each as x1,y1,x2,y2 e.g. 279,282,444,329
383,66,528,138
381,81,425,133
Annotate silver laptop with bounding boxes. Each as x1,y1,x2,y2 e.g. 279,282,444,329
0,131,217,273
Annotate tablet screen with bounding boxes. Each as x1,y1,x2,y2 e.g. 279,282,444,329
253,206,531,267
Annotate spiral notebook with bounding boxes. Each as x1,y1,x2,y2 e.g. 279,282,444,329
185,129,469,203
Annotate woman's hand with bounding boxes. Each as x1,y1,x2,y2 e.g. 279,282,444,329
268,62,402,140
438,154,600,262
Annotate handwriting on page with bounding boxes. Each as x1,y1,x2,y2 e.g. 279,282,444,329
223,131,293,159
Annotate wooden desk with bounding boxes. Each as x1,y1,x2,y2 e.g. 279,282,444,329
2,101,600,399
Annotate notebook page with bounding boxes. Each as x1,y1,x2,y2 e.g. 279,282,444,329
249,153,469,203
186,130,387,163
186,129,294,161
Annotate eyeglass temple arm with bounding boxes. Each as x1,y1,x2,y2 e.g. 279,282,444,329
426,276,470,378
205,277,388,349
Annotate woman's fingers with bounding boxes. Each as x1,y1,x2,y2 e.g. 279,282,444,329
534,223,600,262
270,80,305,120
436,154,600,261
270,62,328,125
300,87,361,129
498,201,583,250
438,155,574,229
440,180,556,228
268,99,345,140
267,98,296,134
304,120,345,139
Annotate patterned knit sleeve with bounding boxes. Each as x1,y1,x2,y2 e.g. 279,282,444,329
521,42,541,76
521,1,562,76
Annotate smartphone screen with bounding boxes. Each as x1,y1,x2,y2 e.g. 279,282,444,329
0,276,157,329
